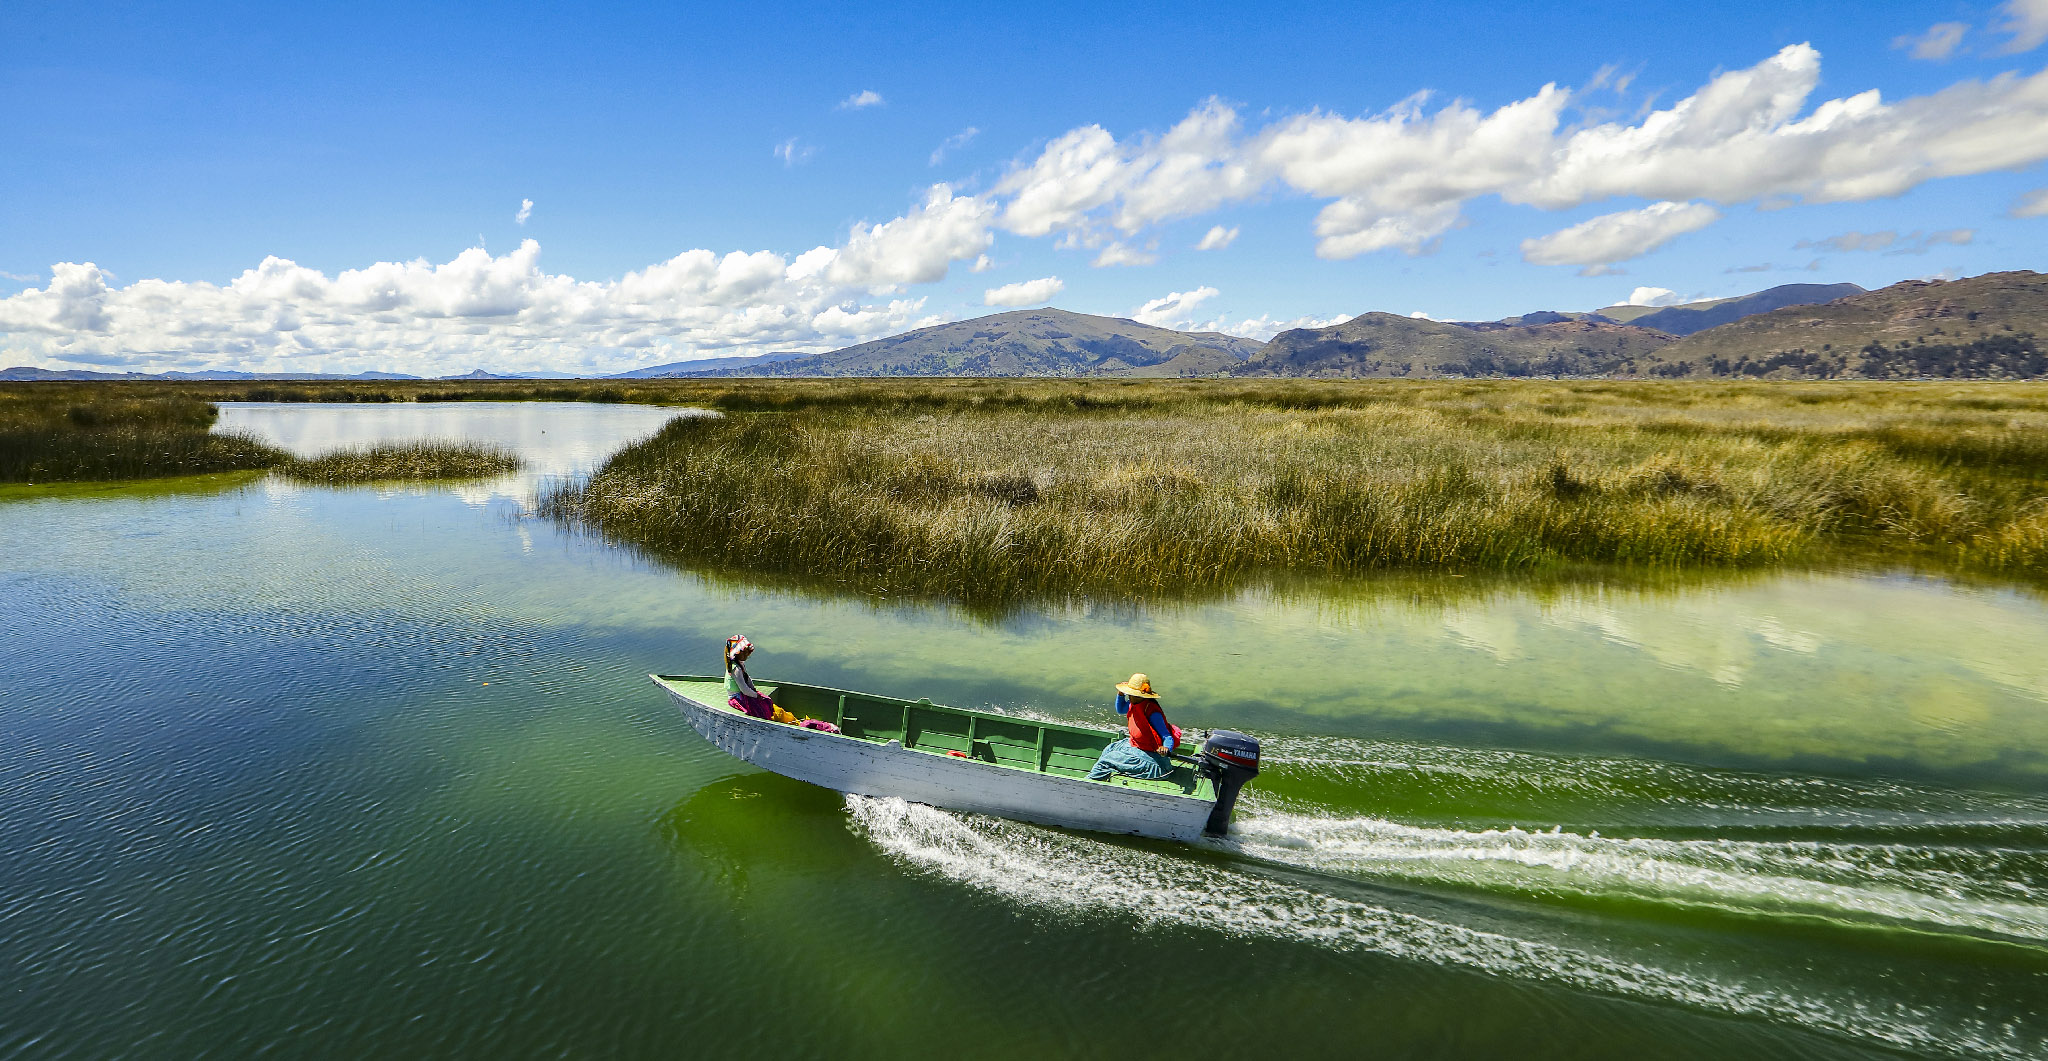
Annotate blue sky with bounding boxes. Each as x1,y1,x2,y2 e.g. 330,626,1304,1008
3,0,2045,374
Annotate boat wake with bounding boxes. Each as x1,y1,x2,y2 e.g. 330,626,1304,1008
846,737,2048,1060
1229,806,2048,945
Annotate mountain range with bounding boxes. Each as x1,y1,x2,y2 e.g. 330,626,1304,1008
1648,270,2047,378
608,352,813,378
1236,314,1673,378
1616,283,1866,336
6,274,2042,382
626,280,1902,380
648,309,1263,378
1238,274,2043,379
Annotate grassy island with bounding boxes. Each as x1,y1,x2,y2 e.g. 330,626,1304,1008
0,390,287,482
1,387,522,484
278,441,523,484
544,379,2048,601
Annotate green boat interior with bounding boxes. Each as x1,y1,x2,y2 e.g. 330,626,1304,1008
655,675,1211,799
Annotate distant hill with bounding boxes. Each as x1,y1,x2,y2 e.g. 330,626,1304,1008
1477,310,1615,327
1595,293,1753,322
1623,283,1866,336
1436,283,1858,335
1588,304,1669,324
691,308,1263,377
1643,271,2048,378
609,352,814,378
1236,313,1675,378
435,369,587,380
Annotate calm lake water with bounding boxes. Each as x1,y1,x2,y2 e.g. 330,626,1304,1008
3,402,2045,1059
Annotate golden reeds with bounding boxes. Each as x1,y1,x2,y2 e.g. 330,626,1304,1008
277,441,522,483
542,380,2048,602
0,390,286,482
0,387,520,483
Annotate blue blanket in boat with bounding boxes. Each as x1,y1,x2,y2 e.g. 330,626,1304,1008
1088,738,1173,781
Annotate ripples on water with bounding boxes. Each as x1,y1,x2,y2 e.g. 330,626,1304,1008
848,736,2048,1061
7,402,2048,1059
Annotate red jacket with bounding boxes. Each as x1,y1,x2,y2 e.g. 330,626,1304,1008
1124,696,1178,754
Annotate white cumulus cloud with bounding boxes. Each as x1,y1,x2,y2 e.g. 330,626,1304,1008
1520,201,1721,269
1195,225,1239,250
990,44,2048,260
1130,286,1220,328
1625,286,1685,307
808,184,995,291
19,42,2048,375
1205,312,1347,341
515,198,533,225
839,90,885,110
983,276,1064,307
1091,242,1158,267
0,187,1000,376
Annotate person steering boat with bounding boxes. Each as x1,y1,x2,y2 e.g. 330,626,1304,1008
1088,672,1181,781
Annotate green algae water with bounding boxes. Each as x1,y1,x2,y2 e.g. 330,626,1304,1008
2,402,2045,1059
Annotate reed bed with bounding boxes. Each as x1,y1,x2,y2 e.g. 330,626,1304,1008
278,441,522,483
544,381,2048,602
0,387,521,484
0,389,286,482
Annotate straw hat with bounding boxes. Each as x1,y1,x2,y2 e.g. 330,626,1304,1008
1115,673,1159,699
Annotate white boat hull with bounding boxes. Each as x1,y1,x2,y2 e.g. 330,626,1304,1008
656,679,1216,842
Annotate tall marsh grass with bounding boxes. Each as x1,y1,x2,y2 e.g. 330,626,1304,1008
0,386,519,483
544,380,2048,601
0,389,285,482
278,441,522,483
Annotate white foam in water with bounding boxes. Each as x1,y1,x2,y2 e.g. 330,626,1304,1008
1243,734,2048,943
1228,807,2048,943
846,795,2041,1061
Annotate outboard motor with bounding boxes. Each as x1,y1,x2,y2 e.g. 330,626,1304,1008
1195,730,1261,836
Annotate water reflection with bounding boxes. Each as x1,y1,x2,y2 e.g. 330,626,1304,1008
7,401,2048,1058
576,543,2048,787
216,400,694,503
7,400,2039,790
0,469,266,504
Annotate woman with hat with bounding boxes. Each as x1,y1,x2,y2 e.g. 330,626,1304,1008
1087,673,1181,781
723,636,840,732
724,635,783,720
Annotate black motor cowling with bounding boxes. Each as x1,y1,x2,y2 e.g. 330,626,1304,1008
1195,730,1261,836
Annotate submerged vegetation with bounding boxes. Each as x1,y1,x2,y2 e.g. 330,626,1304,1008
277,442,522,483
542,379,2048,602
0,386,521,484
